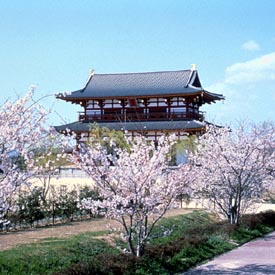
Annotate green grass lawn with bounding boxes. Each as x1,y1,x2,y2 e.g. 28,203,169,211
0,231,118,275
1,210,275,275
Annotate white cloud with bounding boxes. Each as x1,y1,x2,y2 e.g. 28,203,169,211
204,52,275,125
241,40,260,51
225,52,275,84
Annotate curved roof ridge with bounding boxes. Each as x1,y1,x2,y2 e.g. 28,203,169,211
93,69,191,76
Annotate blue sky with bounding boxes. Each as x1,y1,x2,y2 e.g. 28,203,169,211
0,0,275,127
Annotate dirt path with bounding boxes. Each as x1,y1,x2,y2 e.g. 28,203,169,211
0,208,193,251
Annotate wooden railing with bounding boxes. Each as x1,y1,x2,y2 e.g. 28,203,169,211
79,111,204,122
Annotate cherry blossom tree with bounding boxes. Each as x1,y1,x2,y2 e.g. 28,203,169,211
191,123,275,225
0,90,50,228
72,134,194,256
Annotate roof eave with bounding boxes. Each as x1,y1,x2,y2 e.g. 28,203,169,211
203,89,225,102
56,90,206,102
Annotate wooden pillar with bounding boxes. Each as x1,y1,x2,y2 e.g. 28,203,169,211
121,99,126,122
143,99,148,119
186,98,190,119
166,98,171,118
98,100,105,120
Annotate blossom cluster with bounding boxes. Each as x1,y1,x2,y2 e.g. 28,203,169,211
0,90,51,226
190,123,275,224
70,134,195,256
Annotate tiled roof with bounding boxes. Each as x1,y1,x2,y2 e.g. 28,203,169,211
54,120,206,133
58,70,216,99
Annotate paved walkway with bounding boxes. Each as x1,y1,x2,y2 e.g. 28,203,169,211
183,231,275,275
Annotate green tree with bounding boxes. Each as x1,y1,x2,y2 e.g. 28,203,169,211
89,123,130,154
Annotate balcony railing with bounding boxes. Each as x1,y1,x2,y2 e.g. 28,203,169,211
79,111,204,122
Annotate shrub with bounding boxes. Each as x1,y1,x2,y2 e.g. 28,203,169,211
3,210,275,275
259,210,275,227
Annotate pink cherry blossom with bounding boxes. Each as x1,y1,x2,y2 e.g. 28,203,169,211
0,90,51,227
190,122,275,224
70,134,195,256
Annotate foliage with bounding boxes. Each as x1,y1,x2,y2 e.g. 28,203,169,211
4,185,100,230
56,188,78,222
0,210,274,275
89,123,130,154
190,122,275,224
71,134,195,256
15,188,45,227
